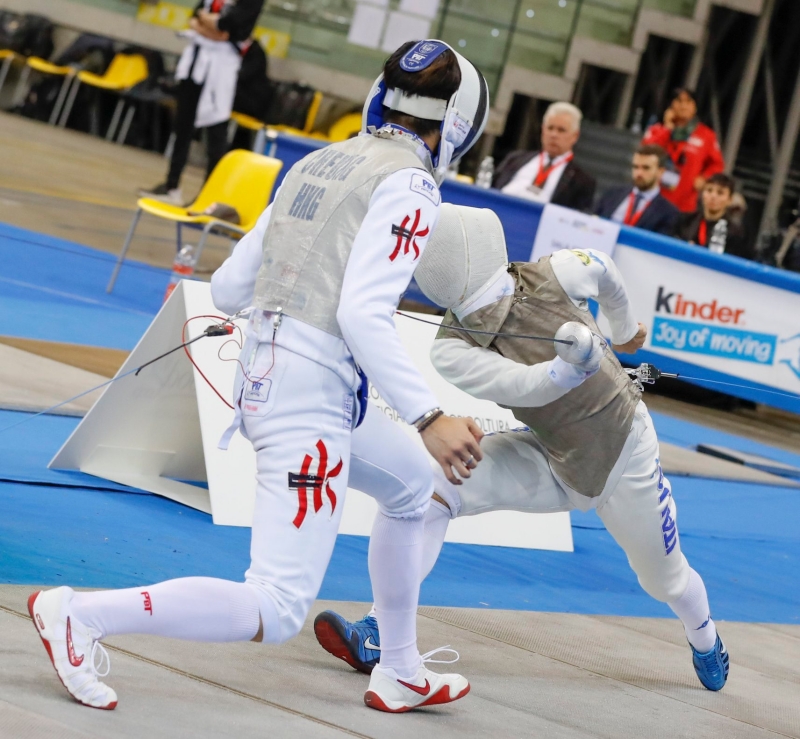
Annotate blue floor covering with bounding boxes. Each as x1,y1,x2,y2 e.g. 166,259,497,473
0,222,165,349
0,410,797,624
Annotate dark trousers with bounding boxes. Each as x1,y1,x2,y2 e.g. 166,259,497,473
166,76,229,189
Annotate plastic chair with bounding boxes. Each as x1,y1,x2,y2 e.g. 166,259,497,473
326,112,362,143
270,90,324,137
107,150,283,293
60,53,149,137
16,56,76,124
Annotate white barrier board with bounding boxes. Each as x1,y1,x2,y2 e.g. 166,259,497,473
51,281,572,551
531,203,620,261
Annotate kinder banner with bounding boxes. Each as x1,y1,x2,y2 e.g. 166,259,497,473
596,242,800,413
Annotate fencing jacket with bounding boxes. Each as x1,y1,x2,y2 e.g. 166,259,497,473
211,128,442,425
432,249,642,499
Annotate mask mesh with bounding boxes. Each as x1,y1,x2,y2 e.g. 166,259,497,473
416,204,508,309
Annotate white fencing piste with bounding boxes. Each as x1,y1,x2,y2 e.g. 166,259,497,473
50,280,572,551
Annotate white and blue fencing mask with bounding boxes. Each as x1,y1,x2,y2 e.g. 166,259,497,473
415,203,508,310
362,40,490,185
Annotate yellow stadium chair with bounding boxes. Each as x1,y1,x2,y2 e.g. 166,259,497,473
107,150,283,293
269,90,325,138
60,53,149,137
16,56,77,124
326,112,362,143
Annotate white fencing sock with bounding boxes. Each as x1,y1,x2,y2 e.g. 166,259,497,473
667,568,717,653
71,577,261,642
367,500,451,621
368,511,425,679
420,499,452,581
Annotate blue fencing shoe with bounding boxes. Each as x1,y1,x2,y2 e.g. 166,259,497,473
691,634,729,691
314,610,381,675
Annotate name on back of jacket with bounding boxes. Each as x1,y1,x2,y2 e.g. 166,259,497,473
301,150,367,181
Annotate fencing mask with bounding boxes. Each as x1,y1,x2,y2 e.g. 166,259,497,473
415,203,508,310
362,40,490,184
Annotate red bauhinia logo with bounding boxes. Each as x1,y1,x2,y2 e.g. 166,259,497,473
289,440,343,529
66,617,84,667
142,591,153,615
390,209,429,262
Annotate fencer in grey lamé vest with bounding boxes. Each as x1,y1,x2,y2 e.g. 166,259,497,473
253,131,433,339
437,257,642,499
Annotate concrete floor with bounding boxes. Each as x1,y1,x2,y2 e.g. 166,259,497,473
0,586,798,739
0,111,232,275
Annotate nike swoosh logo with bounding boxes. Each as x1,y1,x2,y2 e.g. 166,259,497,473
66,617,84,667
364,636,380,651
397,678,430,696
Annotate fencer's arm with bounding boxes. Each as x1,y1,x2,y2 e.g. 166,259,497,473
210,197,275,315
337,169,441,424
549,249,639,346
430,338,571,407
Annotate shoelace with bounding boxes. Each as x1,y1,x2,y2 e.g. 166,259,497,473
91,641,111,677
421,646,460,665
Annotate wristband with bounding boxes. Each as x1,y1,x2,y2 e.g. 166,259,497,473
414,408,444,433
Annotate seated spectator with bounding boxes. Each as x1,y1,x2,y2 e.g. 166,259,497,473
493,102,596,212
676,173,750,258
642,88,724,213
595,144,679,236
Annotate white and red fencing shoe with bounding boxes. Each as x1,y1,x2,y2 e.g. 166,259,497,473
28,587,117,710
364,647,470,713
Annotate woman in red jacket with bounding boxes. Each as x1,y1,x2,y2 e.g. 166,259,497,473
642,88,725,213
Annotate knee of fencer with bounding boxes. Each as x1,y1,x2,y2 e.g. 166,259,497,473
635,553,691,603
377,458,436,519
244,580,306,643
430,465,462,518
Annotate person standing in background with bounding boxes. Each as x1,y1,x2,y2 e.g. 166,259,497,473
642,88,724,214
493,102,596,213
676,173,750,258
140,0,264,205
595,144,679,236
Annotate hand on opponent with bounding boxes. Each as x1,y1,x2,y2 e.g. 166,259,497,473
421,415,484,485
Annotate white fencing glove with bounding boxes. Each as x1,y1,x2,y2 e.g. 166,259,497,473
547,356,593,389
575,333,606,373
547,335,606,389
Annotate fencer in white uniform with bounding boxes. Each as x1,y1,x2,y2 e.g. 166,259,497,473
316,204,730,692
27,41,491,713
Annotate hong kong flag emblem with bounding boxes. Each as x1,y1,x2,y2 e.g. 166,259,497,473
390,209,429,262
288,440,343,529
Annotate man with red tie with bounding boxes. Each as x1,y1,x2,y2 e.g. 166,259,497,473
493,102,596,213
595,145,679,236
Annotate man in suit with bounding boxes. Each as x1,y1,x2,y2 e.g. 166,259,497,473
676,173,750,259
595,144,679,236
492,102,596,212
